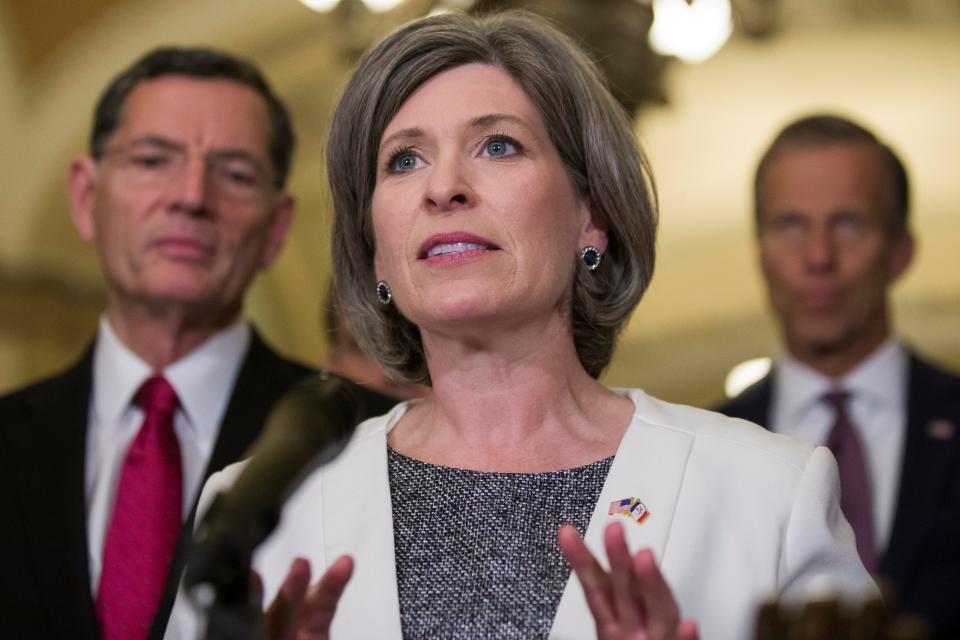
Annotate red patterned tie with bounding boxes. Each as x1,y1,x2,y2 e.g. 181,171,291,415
96,376,183,640
823,390,878,573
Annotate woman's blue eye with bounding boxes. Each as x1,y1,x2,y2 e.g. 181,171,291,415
390,152,421,173
484,137,518,158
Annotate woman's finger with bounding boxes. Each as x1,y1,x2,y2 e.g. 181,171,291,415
677,619,700,640
295,555,355,640
603,521,645,631
264,558,312,640
631,547,682,639
558,524,616,629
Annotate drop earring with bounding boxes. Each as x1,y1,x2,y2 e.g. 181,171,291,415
579,246,602,271
376,280,392,304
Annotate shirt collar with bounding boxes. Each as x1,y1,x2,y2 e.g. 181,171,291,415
164,319,250,441
840,338,907,409
92,315,251,441
92,315,153,429
775,337,906,421
774,352,832,426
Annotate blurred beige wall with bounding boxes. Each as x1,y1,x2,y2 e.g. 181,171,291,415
607,21,960,405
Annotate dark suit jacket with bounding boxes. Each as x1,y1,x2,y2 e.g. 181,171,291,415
716,352,960,638
0,330,319,640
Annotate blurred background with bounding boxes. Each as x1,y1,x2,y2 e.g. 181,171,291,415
1,0,957,406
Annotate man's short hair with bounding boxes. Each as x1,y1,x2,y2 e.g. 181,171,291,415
754,114,910,235
90,46,295,188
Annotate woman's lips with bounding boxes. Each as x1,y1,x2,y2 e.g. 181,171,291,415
418,233,500,262
422,248,497,266
425,242,491,258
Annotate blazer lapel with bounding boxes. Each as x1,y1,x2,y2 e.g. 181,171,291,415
880,355,959,582
551,391,694,638
9,347,101,638
321,414,404,639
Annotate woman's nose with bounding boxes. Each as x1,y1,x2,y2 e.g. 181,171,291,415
422,155,475,213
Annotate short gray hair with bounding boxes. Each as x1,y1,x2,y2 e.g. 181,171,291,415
328,10,657,383
754,113,910,236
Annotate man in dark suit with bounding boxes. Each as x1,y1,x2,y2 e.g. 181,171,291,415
0,47,315,640
717,114,960,637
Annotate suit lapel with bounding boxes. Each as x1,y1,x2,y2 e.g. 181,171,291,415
150,330,313,640
748,374,774,427
880,355,959,581
714,372,774,430
204,332,292,477
551,392,694,638
10,347,101,638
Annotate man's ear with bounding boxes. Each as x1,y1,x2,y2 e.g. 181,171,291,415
578,197,609,253
887,230,915,282
260,193,296,269
67,157,99,243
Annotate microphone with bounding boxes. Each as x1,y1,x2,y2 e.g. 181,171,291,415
183,371,365,634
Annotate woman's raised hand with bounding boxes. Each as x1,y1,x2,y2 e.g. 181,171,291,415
559,522,699,640
262,556,354,640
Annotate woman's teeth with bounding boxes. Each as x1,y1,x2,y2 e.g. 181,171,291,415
426,242,489,258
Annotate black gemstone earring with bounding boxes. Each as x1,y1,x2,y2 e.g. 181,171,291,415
376,280,392,304
579,246,602,271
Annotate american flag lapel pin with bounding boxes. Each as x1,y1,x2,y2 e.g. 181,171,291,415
608,497,650,525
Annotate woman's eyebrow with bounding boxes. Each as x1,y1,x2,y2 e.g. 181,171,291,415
378,127,425,155
469,113,533,135
379,114,534,155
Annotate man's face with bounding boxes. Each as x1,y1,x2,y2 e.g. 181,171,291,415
756,142,913,363
69,75,294,321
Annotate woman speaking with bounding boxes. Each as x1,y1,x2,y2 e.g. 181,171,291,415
168,10,873,640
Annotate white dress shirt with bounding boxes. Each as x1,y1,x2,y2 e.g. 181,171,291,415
770,338,908,553
85,315,251,595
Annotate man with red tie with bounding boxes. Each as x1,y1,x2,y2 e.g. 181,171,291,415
0,48,318,640
717,114,960,638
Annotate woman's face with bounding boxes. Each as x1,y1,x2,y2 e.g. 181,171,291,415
371,63,606,334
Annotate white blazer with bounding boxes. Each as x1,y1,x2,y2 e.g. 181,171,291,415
166,388,876,640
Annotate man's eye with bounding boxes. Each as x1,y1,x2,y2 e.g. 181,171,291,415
130,154,171,169
769,217,805,233
226,171,256,185
834,216,867,233
216,164,258,186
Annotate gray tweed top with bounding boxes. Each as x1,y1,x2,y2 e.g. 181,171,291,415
387,446,614,639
